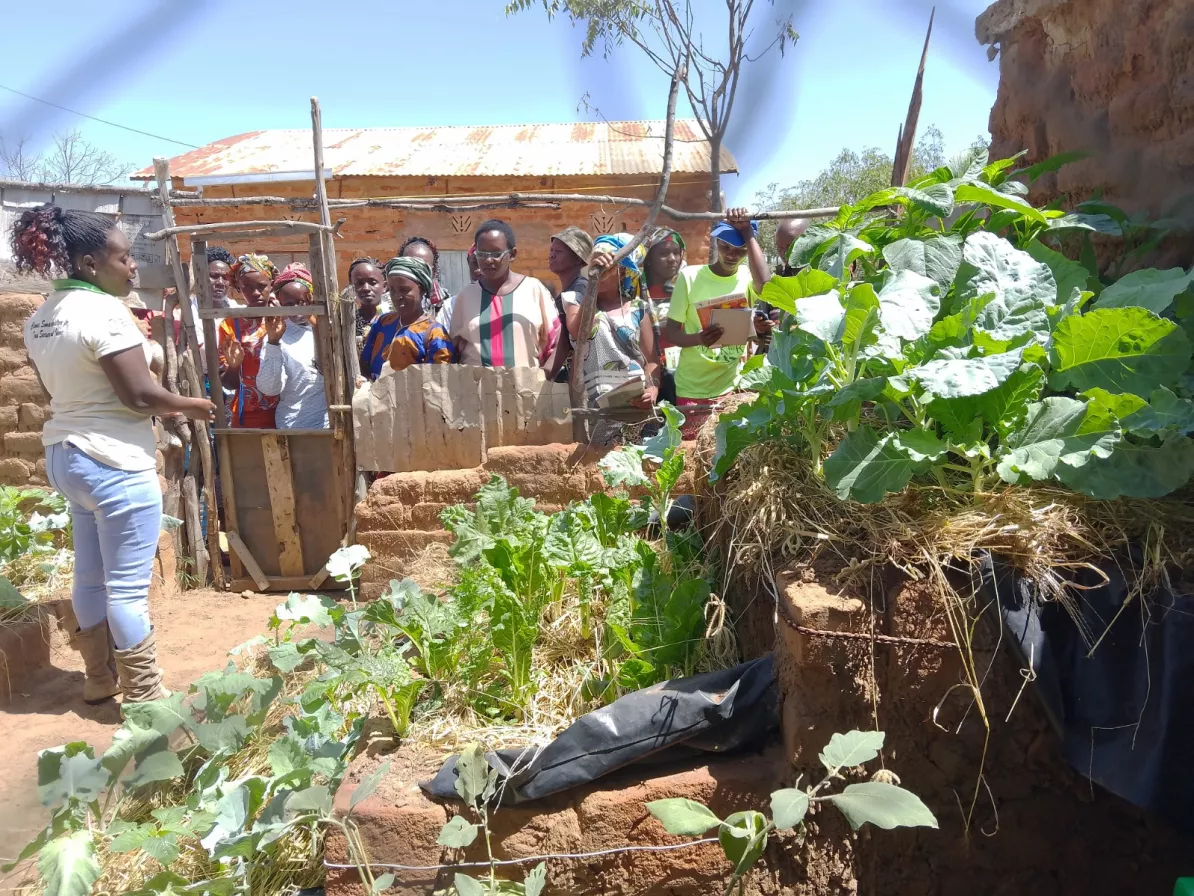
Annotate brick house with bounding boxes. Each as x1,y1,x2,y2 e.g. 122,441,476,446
134,121,737,294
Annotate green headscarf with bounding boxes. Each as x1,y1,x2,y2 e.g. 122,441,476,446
383,256,433,297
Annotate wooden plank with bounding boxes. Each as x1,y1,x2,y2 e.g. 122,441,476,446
198,305,325,321
226,436,277,576
289,435,346,579
213,428,333,437
226,530,270,592
261,434,305,577
182,475,207,584
188,238,225,587
215,433,244,582
230,575,346,593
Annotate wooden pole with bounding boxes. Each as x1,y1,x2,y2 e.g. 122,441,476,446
154,157,217,586
891,8,935,187
144,219,340,241
311,96,360,561
166,192,841,222
569,68,684,440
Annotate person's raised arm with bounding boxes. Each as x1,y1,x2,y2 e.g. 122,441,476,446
99,347,214,420
219,329,243,390
726,207,770,294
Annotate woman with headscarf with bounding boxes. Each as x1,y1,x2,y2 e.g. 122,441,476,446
360,257,453,380
642,228,687,402
219,253,279,428
256,263,328,430
575,233,660,441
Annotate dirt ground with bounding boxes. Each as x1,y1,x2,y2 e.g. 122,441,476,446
0,587,279,872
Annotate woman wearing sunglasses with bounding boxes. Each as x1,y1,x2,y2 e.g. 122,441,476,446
447,219,556,369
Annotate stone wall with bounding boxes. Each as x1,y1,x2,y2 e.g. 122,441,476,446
169,173,715,288
0,293,49,487
979,0,1194,256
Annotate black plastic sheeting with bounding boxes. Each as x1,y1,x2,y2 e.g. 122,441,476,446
982,553,1194,835
422,653,778,804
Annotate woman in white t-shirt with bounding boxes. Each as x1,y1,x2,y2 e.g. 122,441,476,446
12,205,215,707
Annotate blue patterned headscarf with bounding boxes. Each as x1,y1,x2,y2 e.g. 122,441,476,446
592,232,645,299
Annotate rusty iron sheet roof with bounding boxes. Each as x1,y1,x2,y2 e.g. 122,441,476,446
131,120,736,181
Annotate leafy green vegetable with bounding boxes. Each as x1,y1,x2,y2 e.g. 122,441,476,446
1049,307,1191,395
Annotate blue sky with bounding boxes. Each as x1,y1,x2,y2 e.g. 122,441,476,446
0,0,999,204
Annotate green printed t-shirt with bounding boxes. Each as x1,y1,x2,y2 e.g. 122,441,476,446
667,264,757,399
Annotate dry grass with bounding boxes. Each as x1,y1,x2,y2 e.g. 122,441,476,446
708,438,1194,612
0,550,72,626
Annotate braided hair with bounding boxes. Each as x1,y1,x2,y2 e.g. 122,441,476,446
9,204,116,276
398,237,440,276
206,246,235,265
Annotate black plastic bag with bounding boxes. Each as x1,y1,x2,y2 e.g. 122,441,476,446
422,653,778,804
984,553,1194,834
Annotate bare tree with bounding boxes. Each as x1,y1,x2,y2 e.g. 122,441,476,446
510,0,798,226
0,129,133,185
39,129,133,185
0,136,48,181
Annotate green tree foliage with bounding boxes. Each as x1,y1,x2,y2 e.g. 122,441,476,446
754,126,987,255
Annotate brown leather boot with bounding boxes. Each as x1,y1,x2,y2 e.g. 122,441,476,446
72,621,121,704
114,629,167,703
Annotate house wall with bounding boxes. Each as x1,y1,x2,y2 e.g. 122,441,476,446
0,293,49,486
979,0,1194,250
170,173,715,290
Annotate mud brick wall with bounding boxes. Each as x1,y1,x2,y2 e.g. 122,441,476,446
979,0,1194,259
353,442,697,600
0,293,49,487
168,174,715,288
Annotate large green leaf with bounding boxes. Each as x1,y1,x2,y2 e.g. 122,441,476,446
38,831,100,896
453,874,487,896
524,863,548,896
819,729,885,771
930,363,1044,439
598,446,649,488
881,235,964,289
273,593,338,629
823,428,935,503
770,788,810,830
1050,307,1191,395
794,292,846,344
1092,268,1194,315
821,233,874,279
996,397,1120,484
1118,387,1194,436
543,511,603,572
1026,240,1091,306
841,283,880,354
37,744,109,807
954,182,1047,223
907,348,1024,400
120,691,190,737
646,798,722,836
1057,434,1194,499
454,744,490,808
825,782,939,831
0,576,27,611
108,823,180,865
877,271,940,342
718,810,769,878
758,269,839,315
124,749,184,788
437,815,480,848
957,232,1055,333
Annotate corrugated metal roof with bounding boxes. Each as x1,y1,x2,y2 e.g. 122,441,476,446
132,120,736,180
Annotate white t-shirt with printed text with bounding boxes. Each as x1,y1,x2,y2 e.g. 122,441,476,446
24,283,157,472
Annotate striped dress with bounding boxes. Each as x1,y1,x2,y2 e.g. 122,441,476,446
448,276,555,368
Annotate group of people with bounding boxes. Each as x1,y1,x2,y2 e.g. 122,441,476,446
193,211,781,442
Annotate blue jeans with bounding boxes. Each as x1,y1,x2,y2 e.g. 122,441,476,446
45,442,161,650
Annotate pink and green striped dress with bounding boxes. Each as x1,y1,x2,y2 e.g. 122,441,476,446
448,276,555,368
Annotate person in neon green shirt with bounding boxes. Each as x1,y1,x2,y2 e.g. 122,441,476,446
663,209,772,402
